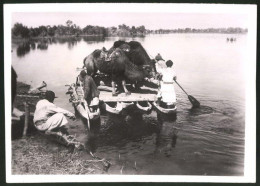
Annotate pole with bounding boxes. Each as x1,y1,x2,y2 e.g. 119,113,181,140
23,102,30,137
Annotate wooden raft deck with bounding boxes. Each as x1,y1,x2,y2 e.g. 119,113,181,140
98,85,158,102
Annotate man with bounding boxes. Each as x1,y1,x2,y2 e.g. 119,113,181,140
33,90,75,133
78,70,100,105
11,66,17,111
155,53,167,73
155,53,164,61
75,70,100,129
76,70,101,152
157,60,177,108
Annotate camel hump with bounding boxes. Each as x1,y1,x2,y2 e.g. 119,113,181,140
83,50,100,76
83,56,88,65
113,40,127,48
128,41,142,49
93,49,102,58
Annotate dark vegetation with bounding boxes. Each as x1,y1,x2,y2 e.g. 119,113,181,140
152,27,248,34
12,20,147,38
12,20,248,39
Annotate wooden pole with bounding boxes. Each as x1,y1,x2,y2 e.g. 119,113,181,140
17,95,40,98
23,102,30,137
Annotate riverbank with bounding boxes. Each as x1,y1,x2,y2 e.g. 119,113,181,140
12,135,104,174
11,81,106,175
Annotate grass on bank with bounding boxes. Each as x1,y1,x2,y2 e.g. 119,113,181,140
12,134,106,175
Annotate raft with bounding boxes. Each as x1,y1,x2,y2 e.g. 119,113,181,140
98,88,157,102
98,83,157,114
100,102,123,115
152,101,177,115
136,101,153,114
70,72,177,116
97,78,179,115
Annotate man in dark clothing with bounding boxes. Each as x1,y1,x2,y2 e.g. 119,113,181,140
78,70,100,105
76,70,100,134
12,66,17,110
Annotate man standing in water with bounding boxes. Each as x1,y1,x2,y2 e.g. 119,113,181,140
157,60,177,108
77,69,100,105
76,70,101,126
76,70,101,152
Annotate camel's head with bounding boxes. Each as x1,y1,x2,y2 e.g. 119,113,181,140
119,43,130,52
142,65,155,79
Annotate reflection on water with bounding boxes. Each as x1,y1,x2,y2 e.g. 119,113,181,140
30,42,36,50
51,37,82,49
82,36,105,44
16,42,31,57
155,112,178,157
97,110,158,146
89,109,179,158
37,42,48,50
15,36,106,57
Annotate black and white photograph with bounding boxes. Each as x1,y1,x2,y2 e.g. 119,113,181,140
4,3,256,183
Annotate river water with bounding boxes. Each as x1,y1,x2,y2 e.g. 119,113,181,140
12,33,247,175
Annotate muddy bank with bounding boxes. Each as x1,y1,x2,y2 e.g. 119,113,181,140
12,81,109,174
12,135,105,175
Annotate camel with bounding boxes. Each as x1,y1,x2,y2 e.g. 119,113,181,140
83,40,157,96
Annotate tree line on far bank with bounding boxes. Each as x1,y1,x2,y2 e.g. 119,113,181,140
12,20,248,39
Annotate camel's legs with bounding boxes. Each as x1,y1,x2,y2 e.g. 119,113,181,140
122,80,131,95
111,81,118,96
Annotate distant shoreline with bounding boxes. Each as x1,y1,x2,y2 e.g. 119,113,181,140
12,34,103,40
12,32,247,42
12,21,248,40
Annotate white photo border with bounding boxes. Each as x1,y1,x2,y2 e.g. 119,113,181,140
4,3,257,183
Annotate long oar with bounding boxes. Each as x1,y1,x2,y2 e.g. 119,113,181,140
174,80,200,108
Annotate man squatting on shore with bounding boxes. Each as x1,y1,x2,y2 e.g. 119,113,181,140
33,69,99,146
33,91,76,135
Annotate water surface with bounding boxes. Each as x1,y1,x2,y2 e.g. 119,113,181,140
12,33,246,175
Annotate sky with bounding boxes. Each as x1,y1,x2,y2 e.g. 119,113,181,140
12,12,248,30
9,3,252,30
